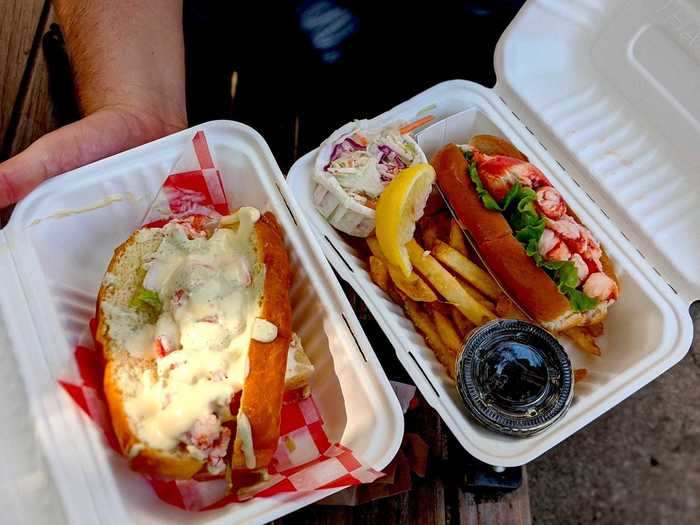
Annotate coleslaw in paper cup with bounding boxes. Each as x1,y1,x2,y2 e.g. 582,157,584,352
313,120,427,237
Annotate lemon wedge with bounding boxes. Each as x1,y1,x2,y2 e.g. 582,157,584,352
375,163,436,277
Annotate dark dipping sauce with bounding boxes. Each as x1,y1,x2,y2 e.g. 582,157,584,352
456,319,573,437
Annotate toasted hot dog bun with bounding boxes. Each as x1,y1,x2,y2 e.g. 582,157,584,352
97,211,303,480
477,235,571,323
432,146,512,244
433,143,614,332
232,212,292,470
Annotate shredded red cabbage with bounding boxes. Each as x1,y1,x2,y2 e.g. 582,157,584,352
324,136,367,170
378,144,407,175
323,135,410,177
345,137,365,150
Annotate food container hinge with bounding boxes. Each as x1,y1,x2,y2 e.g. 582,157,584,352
341,314,367,363
274,182,298,227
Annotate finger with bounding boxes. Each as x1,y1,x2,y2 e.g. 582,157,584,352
0,110,171,208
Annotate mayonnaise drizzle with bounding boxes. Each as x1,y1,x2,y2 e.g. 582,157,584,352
236,410,256,469
114,208,263,453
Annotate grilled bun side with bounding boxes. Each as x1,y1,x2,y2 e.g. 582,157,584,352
98,230,205,479
233,212,293,470
432,144,512,244
477,235,571,324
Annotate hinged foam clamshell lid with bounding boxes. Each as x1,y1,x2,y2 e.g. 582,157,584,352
493,0,700,304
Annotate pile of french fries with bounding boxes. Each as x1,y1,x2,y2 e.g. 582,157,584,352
366,211,600,382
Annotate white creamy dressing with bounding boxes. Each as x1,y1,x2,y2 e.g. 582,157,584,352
101,303,155,357
109,207,266,453
127,325,157,358
128,443,144,459
332,152,385,198
252,318,278,343
236,410,256,469
28,193,145,226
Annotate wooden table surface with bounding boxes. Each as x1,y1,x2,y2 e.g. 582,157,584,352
0,1,530,523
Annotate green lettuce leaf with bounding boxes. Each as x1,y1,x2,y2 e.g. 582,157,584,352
129,287,162,322
541,260,599,311
501,183,523,210
566,288,600,312
554,262,580,292
505,183,546,248
465,151,503,211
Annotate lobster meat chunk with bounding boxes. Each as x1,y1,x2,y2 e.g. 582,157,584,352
474,152,550,202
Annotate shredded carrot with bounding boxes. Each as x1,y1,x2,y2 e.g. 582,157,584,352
399,115,434,135
355,133,368,146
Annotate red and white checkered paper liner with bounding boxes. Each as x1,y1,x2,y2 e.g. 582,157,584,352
58,131,383,511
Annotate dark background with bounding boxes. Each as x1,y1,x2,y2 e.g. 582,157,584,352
183,0,525,169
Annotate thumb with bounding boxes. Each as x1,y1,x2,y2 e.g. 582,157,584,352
0,109,180,208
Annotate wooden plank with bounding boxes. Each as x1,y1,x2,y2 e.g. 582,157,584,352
271,506,353,525
459,471,531,525
0,4,55,227
0,0,48,152
275,398,449,524
10,8,58,156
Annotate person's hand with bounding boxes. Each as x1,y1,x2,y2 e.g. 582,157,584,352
0,0,186,210
0,105,184,208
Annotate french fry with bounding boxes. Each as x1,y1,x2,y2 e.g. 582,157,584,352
369,256,391,294
426,301,451,316
421,222,440,250
419,212,452,246
586,323,604,338
450,306,475,339
431,240,501,300
366,236,385,260
387,264,438,302
426,303,463,356
448,219,469,257
495,294,527,320
403,299,456,379
458,279,496,311
406,239,495,326
368,237,437,301
388,283,408,305
564,327,601,356
574,368,588,382
436,212,453,240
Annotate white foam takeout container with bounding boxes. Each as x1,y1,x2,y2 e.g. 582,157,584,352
287,0,697,467
0,121,404,524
